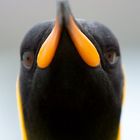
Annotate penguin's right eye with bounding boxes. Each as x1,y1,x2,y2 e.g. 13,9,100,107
22,51,34,70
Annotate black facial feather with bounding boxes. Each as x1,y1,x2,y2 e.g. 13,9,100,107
19,21,53,119
19,1,124,140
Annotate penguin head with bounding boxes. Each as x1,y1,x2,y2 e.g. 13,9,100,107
17,1,124,140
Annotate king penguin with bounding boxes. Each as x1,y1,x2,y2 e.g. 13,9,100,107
16,1,124,140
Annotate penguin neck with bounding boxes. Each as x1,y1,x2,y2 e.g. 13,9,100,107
25,88,120,140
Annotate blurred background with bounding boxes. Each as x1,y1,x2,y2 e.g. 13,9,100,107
0,0,139,139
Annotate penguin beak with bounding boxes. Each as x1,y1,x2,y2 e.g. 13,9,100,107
37,1,100,69
37,17,61,69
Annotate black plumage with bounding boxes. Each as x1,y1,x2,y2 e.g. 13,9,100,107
18,1,124,140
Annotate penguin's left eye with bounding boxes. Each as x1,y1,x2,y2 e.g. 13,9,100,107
22,51,34,69
104,50,119,65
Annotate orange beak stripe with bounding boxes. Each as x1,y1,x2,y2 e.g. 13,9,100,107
37,18,61,69
68,16,100,67
37,16,100,68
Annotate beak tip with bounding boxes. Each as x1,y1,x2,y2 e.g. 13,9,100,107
56,0,72,26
